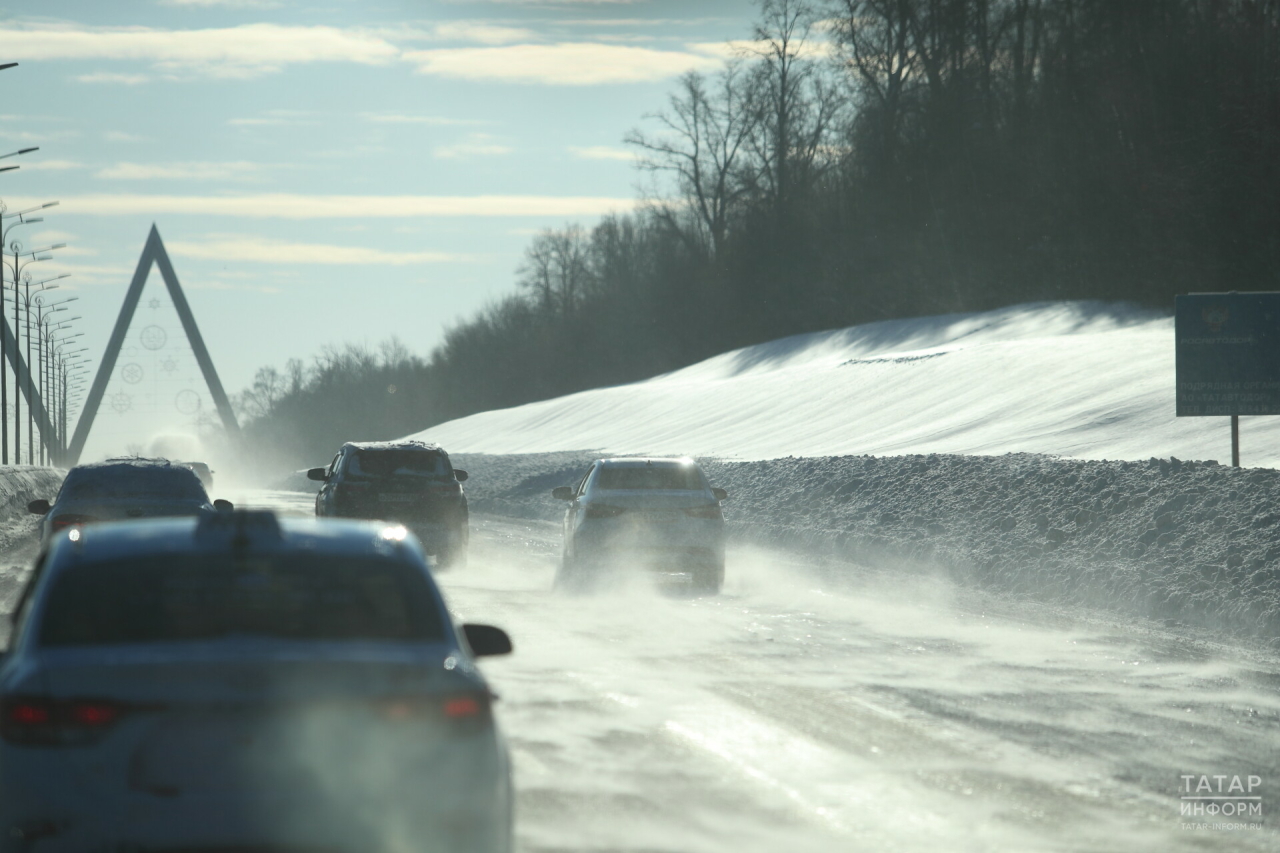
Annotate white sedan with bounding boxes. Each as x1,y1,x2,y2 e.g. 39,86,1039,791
0,511,514,852
552,457,728,593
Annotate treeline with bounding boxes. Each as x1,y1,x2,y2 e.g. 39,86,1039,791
233,0,1280,471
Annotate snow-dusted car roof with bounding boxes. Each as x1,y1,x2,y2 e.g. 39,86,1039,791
597,456,697,467
342,440,444,453
87,456,191,470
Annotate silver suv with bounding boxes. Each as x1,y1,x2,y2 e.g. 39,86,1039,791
552,457,727,593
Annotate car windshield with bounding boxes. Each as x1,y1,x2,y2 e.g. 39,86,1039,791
39,555,446,646
596,465,703,491
350,449,448,478
59,466,208,502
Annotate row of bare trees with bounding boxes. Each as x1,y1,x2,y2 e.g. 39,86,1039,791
235,0,1280,471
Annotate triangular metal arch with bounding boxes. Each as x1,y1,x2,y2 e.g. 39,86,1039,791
1,315,53,451
66,224,240,466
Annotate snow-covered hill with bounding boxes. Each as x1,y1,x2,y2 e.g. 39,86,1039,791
410,301,1280,468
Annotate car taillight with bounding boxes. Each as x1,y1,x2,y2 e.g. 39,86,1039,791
1,697,126,746
50,515,94,532
684,505,723,520
584,504,625,519
376,692,491,732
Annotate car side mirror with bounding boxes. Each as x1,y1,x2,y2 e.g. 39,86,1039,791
27,499,50,515
551,486,574,501
461,623,513,657
712,488,728,502
213,499,234,512
453,469,469,482
306,467,328,482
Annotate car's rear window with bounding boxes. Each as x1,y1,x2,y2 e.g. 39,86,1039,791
595,465,704,490
60,466,208,502
350,450,448,478
39,556,446,647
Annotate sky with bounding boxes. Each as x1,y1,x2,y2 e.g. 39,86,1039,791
0,0,756,460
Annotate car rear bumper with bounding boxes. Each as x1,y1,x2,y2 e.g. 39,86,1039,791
0,738,511,853
572,522,724,567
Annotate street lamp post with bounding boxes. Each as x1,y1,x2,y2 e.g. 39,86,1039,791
35,298,78,464
57,356,90,462
0,147,38,176
43,326,81,465
53,347,88,462
0,202,57,464
5,239,66,464
29,295,76,463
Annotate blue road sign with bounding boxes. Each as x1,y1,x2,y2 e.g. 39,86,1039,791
1175,292,1280,416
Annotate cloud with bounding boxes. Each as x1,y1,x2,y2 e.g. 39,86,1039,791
687,38,835,61
448,0,646,4
104,131,147,142
185,280,282,294
431,22,537,45
433,133,512,159
3,193,636,218
569,145,636,161
160,0,282,7
28,230,77,244
96,161,265,181
228,110,319,128
25,260,133,287
17,159,85,171
167,234,469,265
361,112,482,126
404,42,721,85
74,71,150,84
0,23,398,79
0,129,78,142
23,231,97,260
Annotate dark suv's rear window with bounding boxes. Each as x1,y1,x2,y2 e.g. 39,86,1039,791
596,465,704,490
350,450,447,478
39,556,445,647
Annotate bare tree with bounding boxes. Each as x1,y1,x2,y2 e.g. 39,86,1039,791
830,0,921,159
746,0,845,226
625,66,759,260
1006,0,1044,124
517,225,594,316
235,365,286,421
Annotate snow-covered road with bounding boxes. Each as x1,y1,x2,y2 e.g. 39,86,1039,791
212,488,1280,852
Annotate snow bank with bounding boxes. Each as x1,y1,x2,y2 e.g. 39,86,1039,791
412,301,1280,468
0,466,63,523
0,466,68,617
453,451,1280,642
405,300,1280,639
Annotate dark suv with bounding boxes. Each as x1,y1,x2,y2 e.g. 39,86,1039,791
309,441,470,567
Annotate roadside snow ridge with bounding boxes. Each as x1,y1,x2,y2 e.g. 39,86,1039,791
407,300,1280,468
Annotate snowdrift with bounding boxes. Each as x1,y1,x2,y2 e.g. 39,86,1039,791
411,300,1280,468
454,450,1280,641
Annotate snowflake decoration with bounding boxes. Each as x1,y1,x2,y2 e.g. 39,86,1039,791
111,393,132,413
161,357,178,374
148,297,161,310
121,363,144,384
140,325,167,350
175,390,201,415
